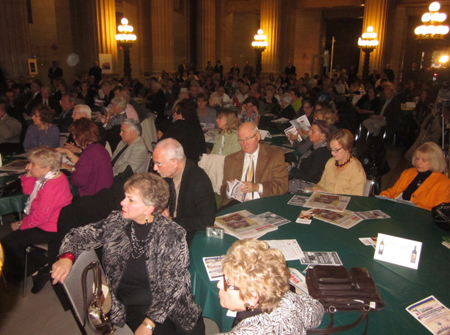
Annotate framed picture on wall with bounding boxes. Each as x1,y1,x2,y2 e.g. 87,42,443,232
28,59,38,75
99,54,113,74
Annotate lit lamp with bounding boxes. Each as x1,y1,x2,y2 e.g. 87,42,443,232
414,2,449,79
115,18,137,78
358,26,379,80
251,29,268,76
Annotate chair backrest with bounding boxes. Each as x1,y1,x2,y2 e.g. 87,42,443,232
363,179,375,197
61,250,132,335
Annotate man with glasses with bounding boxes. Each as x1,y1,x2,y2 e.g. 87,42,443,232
153,138,216,246
220,122,288,207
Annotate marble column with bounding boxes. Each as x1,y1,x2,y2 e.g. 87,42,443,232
0,0,30,79
95,0,118,74
260,0,281,74
197,0,216,71
151,0,175,73
360,0,388,74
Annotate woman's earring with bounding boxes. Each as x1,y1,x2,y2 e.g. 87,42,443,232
145,214,149,225
244,303,255,312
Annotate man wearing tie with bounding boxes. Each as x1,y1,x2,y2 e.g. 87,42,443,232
153,138,216,245
221,122,288,207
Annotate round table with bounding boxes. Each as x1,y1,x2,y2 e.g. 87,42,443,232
189,194,450,334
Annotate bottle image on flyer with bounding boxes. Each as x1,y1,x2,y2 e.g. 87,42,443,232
411,245,417,263
378,239,384,255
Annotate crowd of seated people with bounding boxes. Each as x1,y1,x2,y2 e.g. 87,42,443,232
1,61,450,334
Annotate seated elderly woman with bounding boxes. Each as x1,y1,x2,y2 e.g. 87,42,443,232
380,142,450,210
288,120,332,185
312,129,366,196
0,146,72,293
23,104,60,151
238,97,260,126
217,239,324,334
51,173,205,334
57,118,113,197
211,109,241,156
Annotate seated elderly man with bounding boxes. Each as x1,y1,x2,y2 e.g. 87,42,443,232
111,118,149,175
153,138,216,245
221,122,288,207
0,101,22,153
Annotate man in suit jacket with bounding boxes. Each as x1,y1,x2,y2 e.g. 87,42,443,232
363,83,401,136
153,138,216,245
24,79,43,114
284,61,296,76
48,60,63,80
111,119,149,176
221,122,288,206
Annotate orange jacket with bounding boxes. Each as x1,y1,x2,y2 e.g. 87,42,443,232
379,168,450,211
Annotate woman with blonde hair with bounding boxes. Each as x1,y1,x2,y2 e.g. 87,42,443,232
217,239,324,334
312,129,366,196
380,142,450,210
211,109,241,156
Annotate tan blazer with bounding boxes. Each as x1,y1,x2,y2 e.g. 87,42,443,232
221,144,288,205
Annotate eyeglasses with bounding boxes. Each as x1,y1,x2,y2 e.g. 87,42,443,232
303,105,312,109
153,158,173,167
223,275,239,291
237,133,257,143
329,147,343,154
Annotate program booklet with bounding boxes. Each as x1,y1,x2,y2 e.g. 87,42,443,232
284,125,302,145
300,251,342,266
215,210,278,239
225,179,246,203
355,210,390,220
303,192,351,212
290,115,311,132
406,296,450,335
202,255,225,281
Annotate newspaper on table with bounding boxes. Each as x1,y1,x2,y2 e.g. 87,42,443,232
355,210,390,220
251,212,291,227
0,159,28,172
406,295,450,335
264,239,304,261
284,125,302,145
289,268,308,294
202,255,225,281
214,210,278,239
299,208,363,229
375,195,417,207
290,115,311,132
287,195,310,207
300,251,342,266
226,179,246,203
303,192,351,212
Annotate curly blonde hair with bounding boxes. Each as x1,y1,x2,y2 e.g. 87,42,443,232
222,239,290,313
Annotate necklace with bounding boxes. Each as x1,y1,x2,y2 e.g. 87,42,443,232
335,154,352,168
130,222,151,259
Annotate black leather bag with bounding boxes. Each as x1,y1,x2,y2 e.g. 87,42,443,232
306,265,384,334
432,203,450,231
82,261,115,334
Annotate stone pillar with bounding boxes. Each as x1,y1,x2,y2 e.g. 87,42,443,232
197,0,216,71
95,0,118,73
151,0,175,73
260,0,281,74
0,0,30,79
360,0,388,75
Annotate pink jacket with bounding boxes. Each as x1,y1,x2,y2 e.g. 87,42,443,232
20,173,73,232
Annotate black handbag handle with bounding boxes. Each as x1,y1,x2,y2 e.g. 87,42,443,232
307,310,369,334
81,261,103,327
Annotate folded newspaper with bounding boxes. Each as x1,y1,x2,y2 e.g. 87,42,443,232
214,210,278,239
303,192,351,212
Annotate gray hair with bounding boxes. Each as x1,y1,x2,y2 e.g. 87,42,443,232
62,93,77,104
155,138,186,162
74,104,92,119
111,96,127,109
280,93,292,105
122,118,142,136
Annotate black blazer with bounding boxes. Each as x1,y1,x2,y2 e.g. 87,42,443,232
172,160,216,246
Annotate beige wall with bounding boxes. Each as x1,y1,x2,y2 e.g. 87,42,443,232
231,13,260,73
293,10,324,77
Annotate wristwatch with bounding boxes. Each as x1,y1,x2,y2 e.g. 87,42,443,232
142,320,155,331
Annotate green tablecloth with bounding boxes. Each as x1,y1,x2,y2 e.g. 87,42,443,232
189,195,450,334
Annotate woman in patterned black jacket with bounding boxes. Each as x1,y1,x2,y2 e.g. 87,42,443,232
216,239,324,335
51,173,205,335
